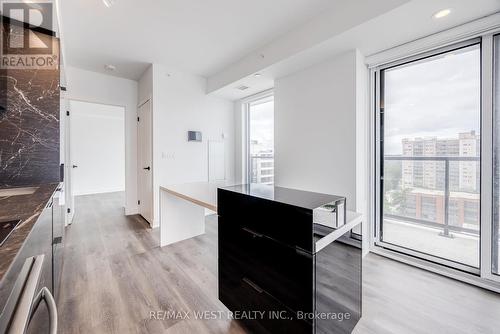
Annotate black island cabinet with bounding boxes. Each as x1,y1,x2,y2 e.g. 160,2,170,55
217,184,362,334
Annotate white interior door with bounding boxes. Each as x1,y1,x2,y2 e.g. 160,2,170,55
69,100,125,196
138,100,153,224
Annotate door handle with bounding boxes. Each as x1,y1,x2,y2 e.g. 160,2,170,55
72,165,78,168
143,166,150,171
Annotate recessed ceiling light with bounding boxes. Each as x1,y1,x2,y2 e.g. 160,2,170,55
102,0,116,8
254,73,262,77
433,8,451,19
104,64,116,71
235,85,249,91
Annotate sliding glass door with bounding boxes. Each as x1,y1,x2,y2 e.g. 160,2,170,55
377,41,481,271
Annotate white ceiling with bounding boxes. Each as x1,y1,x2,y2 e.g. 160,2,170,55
267,0,500,78
59,0,500,99
59,0,342,80
210,0,500,100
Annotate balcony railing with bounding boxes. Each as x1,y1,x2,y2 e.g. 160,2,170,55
384,155,480,237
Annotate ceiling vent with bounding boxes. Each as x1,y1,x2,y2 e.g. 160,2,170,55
235,85,249,91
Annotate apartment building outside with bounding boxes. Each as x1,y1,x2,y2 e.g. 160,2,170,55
395,131,480,230
250,152,274,185
249,139,274,185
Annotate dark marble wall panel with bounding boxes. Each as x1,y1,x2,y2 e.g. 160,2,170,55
0,25,60,188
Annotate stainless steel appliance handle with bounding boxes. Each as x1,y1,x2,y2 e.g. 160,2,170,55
5,255,44,334
0,254,58,334
29,287,58,334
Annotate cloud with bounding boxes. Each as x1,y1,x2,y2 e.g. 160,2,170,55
383,45,480,154
249,100,274,152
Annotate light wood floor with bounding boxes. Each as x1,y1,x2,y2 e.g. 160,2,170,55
59,192,500,334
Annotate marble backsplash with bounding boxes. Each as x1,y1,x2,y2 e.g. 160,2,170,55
0,28,60,188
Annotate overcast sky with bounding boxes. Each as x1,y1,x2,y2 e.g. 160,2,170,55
249,100,274,153
384,44,481,155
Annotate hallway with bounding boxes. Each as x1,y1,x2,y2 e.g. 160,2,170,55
58,192,500,334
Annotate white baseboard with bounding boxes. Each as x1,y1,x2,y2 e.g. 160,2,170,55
125,206,139,215
152,219,159,228
74,187,125,196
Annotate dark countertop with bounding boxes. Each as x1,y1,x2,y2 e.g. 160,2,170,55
219,184,358,253
219,184,344,210
0,183,59,281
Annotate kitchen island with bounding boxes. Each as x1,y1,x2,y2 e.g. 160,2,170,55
159,182,362,333
218,184,362,334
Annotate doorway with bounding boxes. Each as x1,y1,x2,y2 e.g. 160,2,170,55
137,99,153,225
68,100,126,210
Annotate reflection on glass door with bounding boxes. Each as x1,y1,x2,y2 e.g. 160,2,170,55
493,34,500,275
378,42,481,270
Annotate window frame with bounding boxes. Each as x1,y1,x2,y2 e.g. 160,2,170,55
374,39,482,274
369,23,500,290
241,89,274,185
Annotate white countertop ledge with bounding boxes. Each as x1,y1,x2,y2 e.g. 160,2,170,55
160,181,236,212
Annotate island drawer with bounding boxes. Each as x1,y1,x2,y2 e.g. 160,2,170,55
219,217,314,314
219,238,312,334
217,189,314,252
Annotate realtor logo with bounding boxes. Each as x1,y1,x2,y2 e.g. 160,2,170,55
1,1,57,69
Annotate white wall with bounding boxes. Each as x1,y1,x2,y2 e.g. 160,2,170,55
65,66,139,214
274,50,368,233
138,65,153,105
70,101,125,195
138,64,235,226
